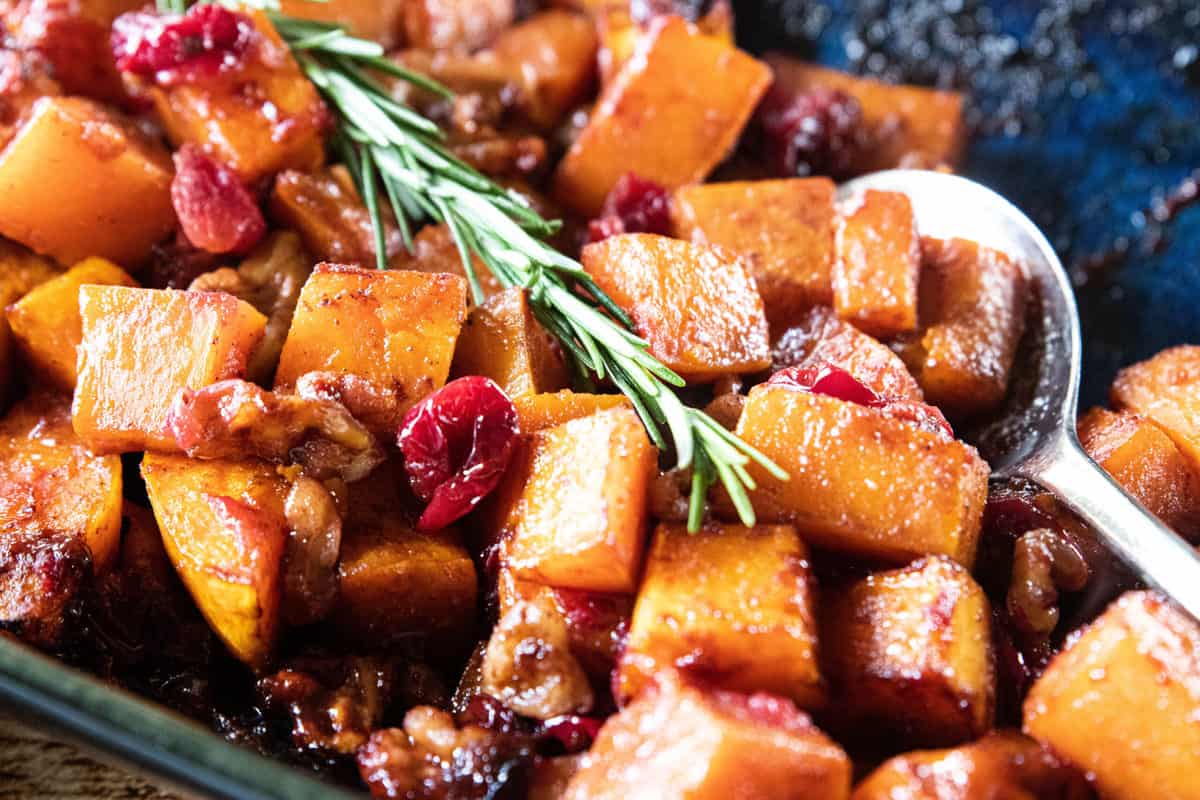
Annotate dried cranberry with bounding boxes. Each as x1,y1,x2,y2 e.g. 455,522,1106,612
398,376,519,530
757,86,863,179
171,144,266,255
537,715,603,754
111,4,256,87
769,362,884,406
457,694,527,736
586,172,672,243
769,362,953,438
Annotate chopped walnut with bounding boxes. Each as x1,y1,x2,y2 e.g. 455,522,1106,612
258,655,395,754
481,593,594,720
648,468,692,523
166,379,385,483
357,706,533,799
281,476,342,627
1007,528,1090,636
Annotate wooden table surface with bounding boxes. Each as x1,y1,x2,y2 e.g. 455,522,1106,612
0,712,177,799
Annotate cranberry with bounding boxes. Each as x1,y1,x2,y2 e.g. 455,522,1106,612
398,376,519,531
111,4,256,87
757,86,863,179
457,694,527,735
769,362,884,407
586,172,673,243
769,362,953,438
171,145,266,255
537,715,603,753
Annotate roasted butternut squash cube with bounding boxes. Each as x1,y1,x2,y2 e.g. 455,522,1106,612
0,96,175,266
735,386,988,565
852,732,1092,800
6,257,137,389
596,0,734,84
141,453,288,669
148,9,326,182
1111,345,1200,475
274,264,467,436
563,679,852,800
331,463,478,647
772,306,923,401
766,56,966,172
1024,590,1200,800
893,237,1027,419
401,0,514,50
1079,407,1200,541
498,407,655,593
833,189,920,338
672,178,837,331
278,0,406,49
529,754,586,800
0,393,122,576
270,167,409,270
450,288,568,398
512,390,631,433
554,17,771,216
0,241,60,408
485,10,597,129
582,234,770,381
73,286,267,454
823,556,994,747
619,523,824,708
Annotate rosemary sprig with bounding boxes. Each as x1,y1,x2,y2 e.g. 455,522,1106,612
158,0,788,531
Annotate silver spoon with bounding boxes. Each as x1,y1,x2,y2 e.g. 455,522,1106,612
838,169,1200,621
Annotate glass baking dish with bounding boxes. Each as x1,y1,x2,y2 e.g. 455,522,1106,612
0,636,359,799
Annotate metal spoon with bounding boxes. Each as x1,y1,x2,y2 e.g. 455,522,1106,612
838,169,1200,621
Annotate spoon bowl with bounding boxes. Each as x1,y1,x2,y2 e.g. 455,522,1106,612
838,169,1200,621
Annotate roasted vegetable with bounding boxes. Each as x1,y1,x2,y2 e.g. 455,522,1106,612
1024,591,1200,800
273,264,467,436
833,189,921,338
511,390,632,433
852,732,1093,800
672,178,837,331
554,17,772,216
734,384,989,565
0,96,175,266
141,452,289,669
450,288,569,398
582,234,771,382
619,523,824,709
6,257,137,390
766,56,967,172
563,678,852,800
73,286,267,454
139,7,327,183
277,0,406,49
822,556,994,748
494,407,655,593
894,237,1027,419
1078,407,1200,540
1110,345,1200,474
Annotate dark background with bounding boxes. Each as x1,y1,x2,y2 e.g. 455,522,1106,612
735,0,1200,406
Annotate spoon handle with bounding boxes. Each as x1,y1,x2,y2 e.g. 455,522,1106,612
1022,430,1200,621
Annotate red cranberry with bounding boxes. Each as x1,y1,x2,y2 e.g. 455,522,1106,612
537,715,603,753
111,4,256,87
398,376,519,531
457,694,527,735
757,86,863,179
171,144,266,255
768,362,884,407
586,172,672,243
